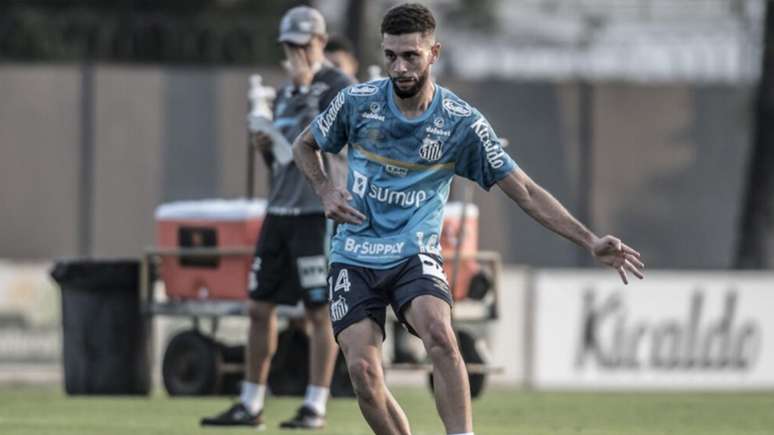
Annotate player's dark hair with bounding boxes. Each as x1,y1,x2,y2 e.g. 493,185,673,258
380,3,436,36
325,35,354,54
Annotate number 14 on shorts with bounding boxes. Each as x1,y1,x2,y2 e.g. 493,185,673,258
328,269,351,300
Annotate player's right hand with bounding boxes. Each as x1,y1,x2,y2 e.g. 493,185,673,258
319,182,366,225
284,46,314,88
251,131,273,153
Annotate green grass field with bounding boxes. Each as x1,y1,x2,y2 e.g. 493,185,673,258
1,386,773,435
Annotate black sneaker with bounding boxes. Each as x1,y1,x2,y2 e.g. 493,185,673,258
279,405,325,429
200,403,264,428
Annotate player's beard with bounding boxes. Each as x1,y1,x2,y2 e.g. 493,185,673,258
391,66,429,99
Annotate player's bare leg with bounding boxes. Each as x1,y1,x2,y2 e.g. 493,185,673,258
246,300,277,384
404,295,472,434
339,319,411,435
383,386,409,432
306,305,338,387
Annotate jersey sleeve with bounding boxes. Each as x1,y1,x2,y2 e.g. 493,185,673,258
310,88,351,154
454,111,518,190
318,74,354,112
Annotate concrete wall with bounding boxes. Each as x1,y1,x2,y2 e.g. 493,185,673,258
445,79,752,269
0,64,754,268
0,66,82,258
92,66,164,258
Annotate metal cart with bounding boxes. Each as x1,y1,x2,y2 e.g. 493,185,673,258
140,246,503,398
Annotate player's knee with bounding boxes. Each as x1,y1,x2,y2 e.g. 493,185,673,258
347,357,380,398
424,320,459,361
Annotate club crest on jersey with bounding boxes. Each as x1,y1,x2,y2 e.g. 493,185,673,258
442,98,472,117
330,294,349,322
349,84,378,96
362,102,385,122
419,136,443,162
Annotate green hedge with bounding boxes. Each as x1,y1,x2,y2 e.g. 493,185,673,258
0,1,306,64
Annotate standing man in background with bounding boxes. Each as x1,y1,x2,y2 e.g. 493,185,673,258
201,6,353,430
325,35,360,80
293,3,645,434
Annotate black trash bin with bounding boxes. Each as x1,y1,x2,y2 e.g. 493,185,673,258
51,258,151,395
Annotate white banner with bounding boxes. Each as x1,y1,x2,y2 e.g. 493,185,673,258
530,270,774,390
0,261,60,365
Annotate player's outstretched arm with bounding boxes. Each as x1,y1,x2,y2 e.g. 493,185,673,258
292,126,365,224
496,168,645,284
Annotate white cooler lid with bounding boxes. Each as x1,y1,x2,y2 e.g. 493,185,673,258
155,198,267,221
443,202,479,219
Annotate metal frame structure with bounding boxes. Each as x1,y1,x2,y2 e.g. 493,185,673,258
139,246,505,394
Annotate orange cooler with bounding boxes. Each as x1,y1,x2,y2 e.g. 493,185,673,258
155,199,266,300
441,202,480,301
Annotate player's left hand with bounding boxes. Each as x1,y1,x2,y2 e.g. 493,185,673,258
591,235,645,285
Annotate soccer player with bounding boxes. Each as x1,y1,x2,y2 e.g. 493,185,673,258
292,3,645,434
201,6,353,430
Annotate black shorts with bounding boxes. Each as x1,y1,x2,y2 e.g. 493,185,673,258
328,254,453,341
248,214,329,307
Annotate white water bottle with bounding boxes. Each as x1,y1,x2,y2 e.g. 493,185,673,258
246,74,293,165
368,65,384,81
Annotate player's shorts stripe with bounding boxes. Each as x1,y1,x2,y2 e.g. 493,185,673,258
352,143,454,172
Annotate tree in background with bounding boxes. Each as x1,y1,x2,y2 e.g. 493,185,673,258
0,0,309,64
736,2,774,269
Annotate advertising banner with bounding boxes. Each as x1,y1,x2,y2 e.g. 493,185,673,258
530,270,774,390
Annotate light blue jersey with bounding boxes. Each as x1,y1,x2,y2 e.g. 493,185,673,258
310,79,517,269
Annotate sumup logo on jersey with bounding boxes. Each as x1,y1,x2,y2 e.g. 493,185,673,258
352,169,427,207
369,184,428,208
419,136,443,162
362,102,385,122
352,170,368,197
